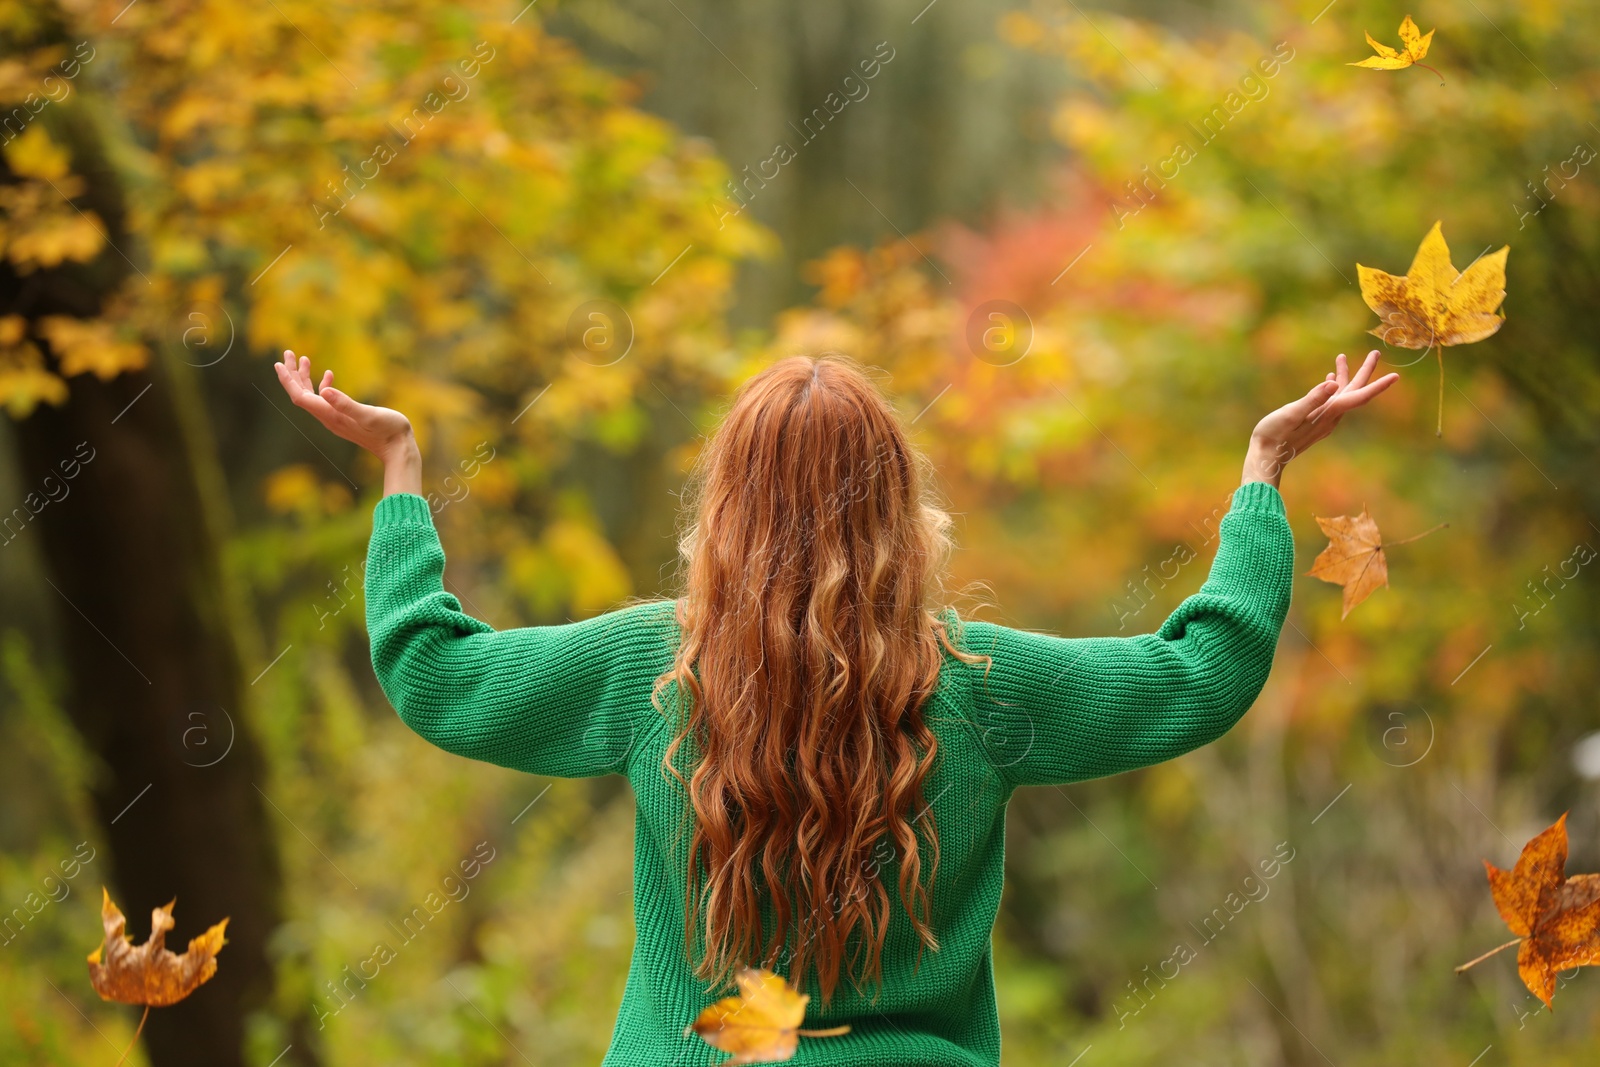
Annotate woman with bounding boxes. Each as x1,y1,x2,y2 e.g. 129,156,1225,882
275,348,1395,1066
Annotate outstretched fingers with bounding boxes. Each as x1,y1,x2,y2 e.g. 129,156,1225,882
1313,371,1399,427
1287,379,1340,422
1347,350,1379,389
1334,370,1399,409
1309,351,1383,423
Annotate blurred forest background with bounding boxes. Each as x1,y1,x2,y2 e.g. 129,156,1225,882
1,0,1598,1064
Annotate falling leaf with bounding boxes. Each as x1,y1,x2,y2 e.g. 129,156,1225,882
1350,15,1441,79
685,967,850,1065
1357,221,1508,434
1306,508,1445,619
1457,814,1600,1009
87,888,229,1008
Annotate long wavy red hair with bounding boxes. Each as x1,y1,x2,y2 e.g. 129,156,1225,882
658,353,978,1006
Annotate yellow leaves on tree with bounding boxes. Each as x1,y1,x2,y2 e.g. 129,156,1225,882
87,888,229,1066
0,123,141,414
0,126,105,273
685,968,850,1065
0,313,66,415
0,181,105,272
1306,508,1445,618
1357,221,1508,435
36,316,149,380
1457,814,1600,1010
0,311,147,416
1350,15,1442,81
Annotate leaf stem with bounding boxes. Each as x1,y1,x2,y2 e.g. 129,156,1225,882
1434,346,1444,437
112,1005,150,1067
1386,522,1449,548
1455,937,1522,973
797,1025,853,1038
1414,61,1445,85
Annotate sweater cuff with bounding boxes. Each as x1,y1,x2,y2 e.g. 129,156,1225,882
373,492,436,529
1230,480,1285,518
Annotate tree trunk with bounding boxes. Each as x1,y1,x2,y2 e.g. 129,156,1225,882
10,355,284,1067
1,65,285,1067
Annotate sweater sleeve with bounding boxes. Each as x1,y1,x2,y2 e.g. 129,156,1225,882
363,493,677,778
952,480,1294,789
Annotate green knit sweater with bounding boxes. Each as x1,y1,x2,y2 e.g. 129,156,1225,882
364,480,1294,1066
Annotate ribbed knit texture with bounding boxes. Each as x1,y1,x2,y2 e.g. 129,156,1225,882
364,479,1294,1065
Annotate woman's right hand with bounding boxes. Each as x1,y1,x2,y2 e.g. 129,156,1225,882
274,349,423,496
1242,350,1398,488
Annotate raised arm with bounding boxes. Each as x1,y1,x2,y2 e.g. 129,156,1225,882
956,481,1291,787
274,349,677,777
363,496,676,777
953,351,1397,789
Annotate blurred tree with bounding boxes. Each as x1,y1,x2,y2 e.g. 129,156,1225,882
0,0,763,1063
0,5,284,1066
549,0,1070,323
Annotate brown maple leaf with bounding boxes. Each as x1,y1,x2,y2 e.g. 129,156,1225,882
1305,508,1445,619
685,967,850,1065
1458,814,1600,1009
87,887,228,1007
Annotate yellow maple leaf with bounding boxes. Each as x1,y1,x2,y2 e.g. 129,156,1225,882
1350,15,1442,80
1356,221,1508,434
685,968,850,1065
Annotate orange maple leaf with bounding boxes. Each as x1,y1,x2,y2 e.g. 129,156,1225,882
87,887,229,1007
685,967,850,1064
87,888,229,1066
1305,508,1445,619
1458,814,1600,1009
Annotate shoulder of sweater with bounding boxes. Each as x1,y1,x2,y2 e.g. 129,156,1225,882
573,597,681,657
